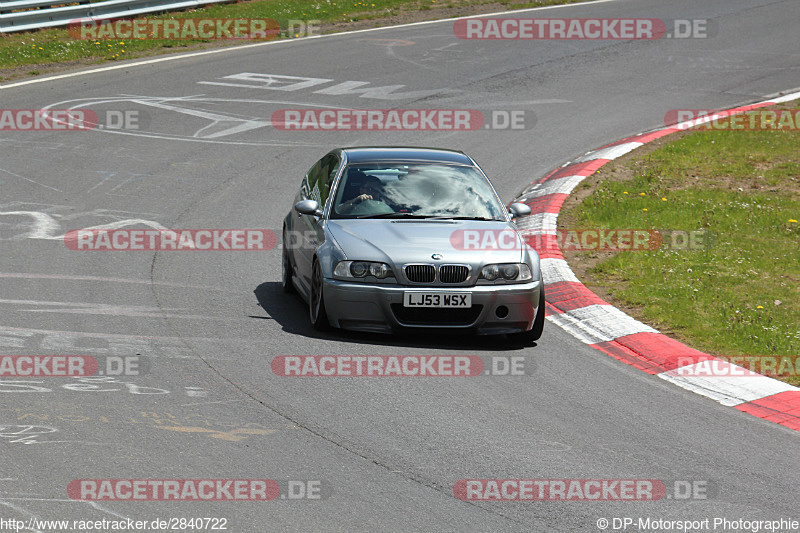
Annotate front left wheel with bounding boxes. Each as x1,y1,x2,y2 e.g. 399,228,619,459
509,284,545,345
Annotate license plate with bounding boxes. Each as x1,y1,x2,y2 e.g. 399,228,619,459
403,292,471,308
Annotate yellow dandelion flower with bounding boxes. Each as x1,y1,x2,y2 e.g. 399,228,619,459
661,197,667,201
639,192,646,196
642,208,648,212
623,191,628,195
756,305,763,309
789,219,798,223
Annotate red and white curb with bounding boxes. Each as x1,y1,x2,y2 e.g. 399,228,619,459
515,90,800,432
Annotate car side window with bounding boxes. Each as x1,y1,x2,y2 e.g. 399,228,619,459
302,160,321,202
305,154,340,209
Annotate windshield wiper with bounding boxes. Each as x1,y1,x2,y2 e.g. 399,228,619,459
355,213,501,221
356,213,432,219
427,216,499,221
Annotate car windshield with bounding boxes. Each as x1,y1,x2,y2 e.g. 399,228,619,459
331,163,507,220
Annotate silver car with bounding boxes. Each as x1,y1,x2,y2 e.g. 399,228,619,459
282,147,544,344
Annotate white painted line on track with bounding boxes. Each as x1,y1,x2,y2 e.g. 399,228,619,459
575,141,643,162
772,90,800,103
516,211,558,232
541,258,581,284
659,368,800,407
0,0,620,91
551,304,657,343
546,313,605,345
520,175,586,199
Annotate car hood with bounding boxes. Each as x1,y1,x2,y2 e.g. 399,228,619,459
325,219,525,266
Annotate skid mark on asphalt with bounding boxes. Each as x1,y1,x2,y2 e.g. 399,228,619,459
0,297,230,321
0,424,105,446
0,272,220,290
0,498,133,531
0,500,43,532
357,38,415,46
0,325,239,358
85,170,155,194
0,168,61,192
154,425,276,441
9,410,285,443
180,399,243,407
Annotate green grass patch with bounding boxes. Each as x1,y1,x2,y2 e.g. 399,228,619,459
0,0,592,76
562,103,800,384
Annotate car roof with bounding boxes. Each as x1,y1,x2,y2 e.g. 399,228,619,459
339,146,474,165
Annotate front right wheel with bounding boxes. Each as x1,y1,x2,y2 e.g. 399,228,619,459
309,259,330,331
282,227,296,294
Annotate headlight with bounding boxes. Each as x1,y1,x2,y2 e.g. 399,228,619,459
480,263,532,282
334,261,394,279
500,264,519,279
369,263,391,278
350,262,369,277
481,264,500,281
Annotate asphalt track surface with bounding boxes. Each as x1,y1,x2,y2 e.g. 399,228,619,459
0,0,799,531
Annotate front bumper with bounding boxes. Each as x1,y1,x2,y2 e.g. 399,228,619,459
322,278,541,335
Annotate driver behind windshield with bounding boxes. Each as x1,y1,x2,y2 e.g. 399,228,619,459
338,175,394,214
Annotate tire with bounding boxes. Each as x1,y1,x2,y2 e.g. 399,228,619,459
509,284,545,345
282,227,295,294
309,259,330,331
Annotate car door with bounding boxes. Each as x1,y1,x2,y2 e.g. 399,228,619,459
294,153,340,295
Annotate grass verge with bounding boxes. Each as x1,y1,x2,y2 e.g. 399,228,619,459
0,0,592,82
559,100,800,386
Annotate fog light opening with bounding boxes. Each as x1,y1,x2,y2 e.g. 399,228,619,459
495,305,509,319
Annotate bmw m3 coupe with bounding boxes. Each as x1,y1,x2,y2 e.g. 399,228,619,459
282,147,544,344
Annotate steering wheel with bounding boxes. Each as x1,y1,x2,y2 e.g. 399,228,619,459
346,199,395,216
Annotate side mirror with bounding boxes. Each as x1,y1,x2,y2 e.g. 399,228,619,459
295,199,323,217
508,202,532,217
